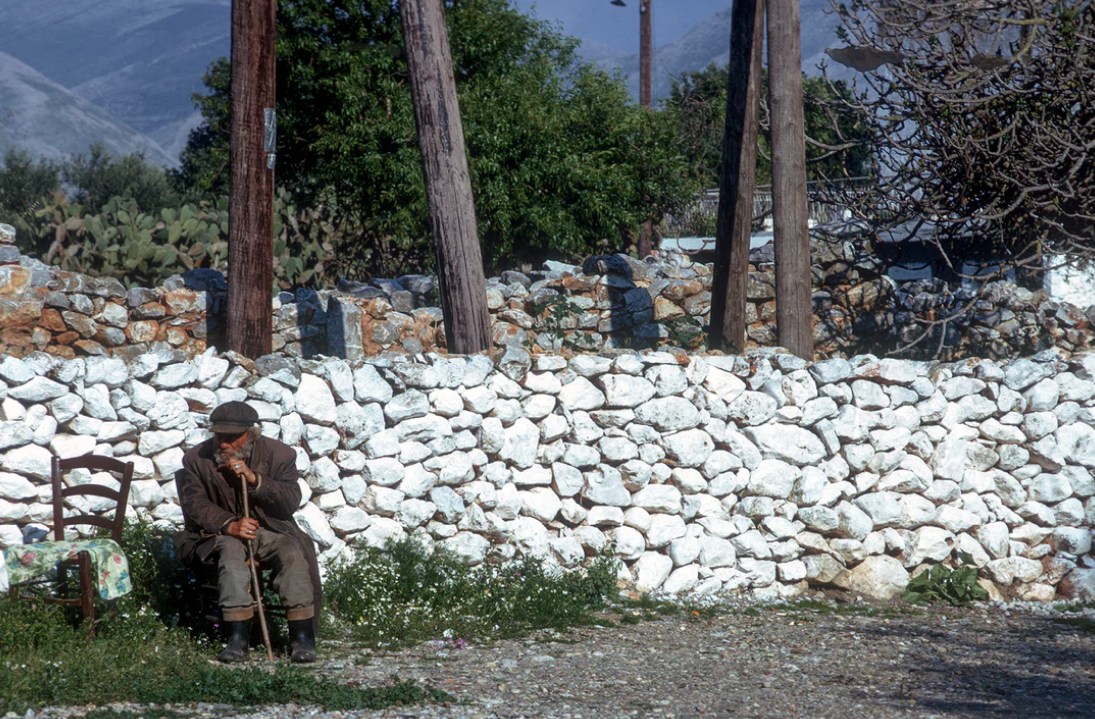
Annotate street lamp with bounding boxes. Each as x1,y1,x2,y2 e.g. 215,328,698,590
610,0,652,108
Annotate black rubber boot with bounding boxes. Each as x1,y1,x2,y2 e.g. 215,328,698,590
218,620,251,663
288,619,317,663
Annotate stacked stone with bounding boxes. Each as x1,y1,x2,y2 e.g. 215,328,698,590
2,235,1095,363
2,347,1093,602
893,278,1095,360
0,249,211,359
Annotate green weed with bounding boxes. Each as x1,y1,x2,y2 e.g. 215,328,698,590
0,524,623,713
0,599,447,714
903,557,988,607
324,540,618,648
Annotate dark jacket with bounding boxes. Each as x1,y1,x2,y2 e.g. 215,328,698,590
174,434,323,616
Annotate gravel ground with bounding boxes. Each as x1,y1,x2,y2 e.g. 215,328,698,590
22,602,1095,719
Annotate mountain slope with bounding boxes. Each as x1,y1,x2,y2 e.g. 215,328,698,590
0,0,230,161
590,0,851,102
0,52,174,166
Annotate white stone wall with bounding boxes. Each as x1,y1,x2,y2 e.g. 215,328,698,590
2,347,1094,602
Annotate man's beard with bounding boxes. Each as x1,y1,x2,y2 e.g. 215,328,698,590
214,429,258,469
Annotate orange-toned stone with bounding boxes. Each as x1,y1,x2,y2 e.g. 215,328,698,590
0,298,42,327
165,326,189,346
662,279,704,301
162,289,202,314
0,266,31,296
127,320,160,344
39,308,68,333
54,330,80,345
44,344,77,359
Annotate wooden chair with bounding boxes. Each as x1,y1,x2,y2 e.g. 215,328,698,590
51,454,135,624
7,454,134,635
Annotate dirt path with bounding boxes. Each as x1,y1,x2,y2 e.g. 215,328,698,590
29,603,1095,719
325,603,1095,719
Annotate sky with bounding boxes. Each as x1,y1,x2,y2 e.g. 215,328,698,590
511,0,730,57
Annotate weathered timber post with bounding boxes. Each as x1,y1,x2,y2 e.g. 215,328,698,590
399,0,492,354
767,0,814,358
708,0,765,353
227,0,276,358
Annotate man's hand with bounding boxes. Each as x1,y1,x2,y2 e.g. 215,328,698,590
225,458,258,487
227,517,260,541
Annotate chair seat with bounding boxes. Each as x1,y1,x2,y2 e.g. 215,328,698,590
3,539,132,601
6,453,135,637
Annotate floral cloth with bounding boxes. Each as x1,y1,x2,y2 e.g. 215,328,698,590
1,539,132,600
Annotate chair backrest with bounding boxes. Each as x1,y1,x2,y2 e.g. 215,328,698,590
51,454,135,543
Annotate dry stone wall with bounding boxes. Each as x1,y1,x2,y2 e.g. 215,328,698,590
1,346,1094,603
4,236,1094,364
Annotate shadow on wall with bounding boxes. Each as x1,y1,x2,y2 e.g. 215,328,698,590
173,268,226,351
174,269,347,359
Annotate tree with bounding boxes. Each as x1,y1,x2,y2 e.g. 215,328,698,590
174,58,231,201
830,0,1095,273
666,64,872,190
176,0,696,278
0,150,60,219
63,144,179,213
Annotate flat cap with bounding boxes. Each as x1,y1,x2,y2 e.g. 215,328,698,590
209,401,258,434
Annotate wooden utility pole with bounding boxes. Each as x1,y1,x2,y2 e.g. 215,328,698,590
708,0,765,353
227,0,276,359
767,0,813,358
399,0,492,354
636,0,656,259
639,0,653,108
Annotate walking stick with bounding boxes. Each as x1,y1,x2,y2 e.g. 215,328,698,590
241,475,275,661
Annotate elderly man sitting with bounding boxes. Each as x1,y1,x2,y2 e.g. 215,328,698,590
174,401,322,663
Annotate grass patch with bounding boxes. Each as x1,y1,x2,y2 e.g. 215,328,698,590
1,523,617,713
1054,616,1095,634
0,599,448,714
324,539,619,648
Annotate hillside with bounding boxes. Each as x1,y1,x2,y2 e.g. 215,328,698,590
0,52,175,166
0,0,230,161
591,0,850,102
0,0,847,165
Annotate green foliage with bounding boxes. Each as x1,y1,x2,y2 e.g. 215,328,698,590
0,596,447,714
173,58,231,201
62,144,180,214
903,557,988,607
660,315,705,350
0,149,60,218
175,0,698,275
529,293,586,350
325,539,618,648
0,520,624,713
18,190,346,289
118,521,207,631
664,63,873,189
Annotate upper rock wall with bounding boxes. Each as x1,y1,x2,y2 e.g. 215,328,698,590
1,235,1092,362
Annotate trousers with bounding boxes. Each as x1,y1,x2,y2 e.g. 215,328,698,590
214,528,314,622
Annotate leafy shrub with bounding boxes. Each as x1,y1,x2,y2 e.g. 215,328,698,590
118,521,208,632
61,144,180,215
903,558,988,606
17,190,353,290
325,539,617,647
